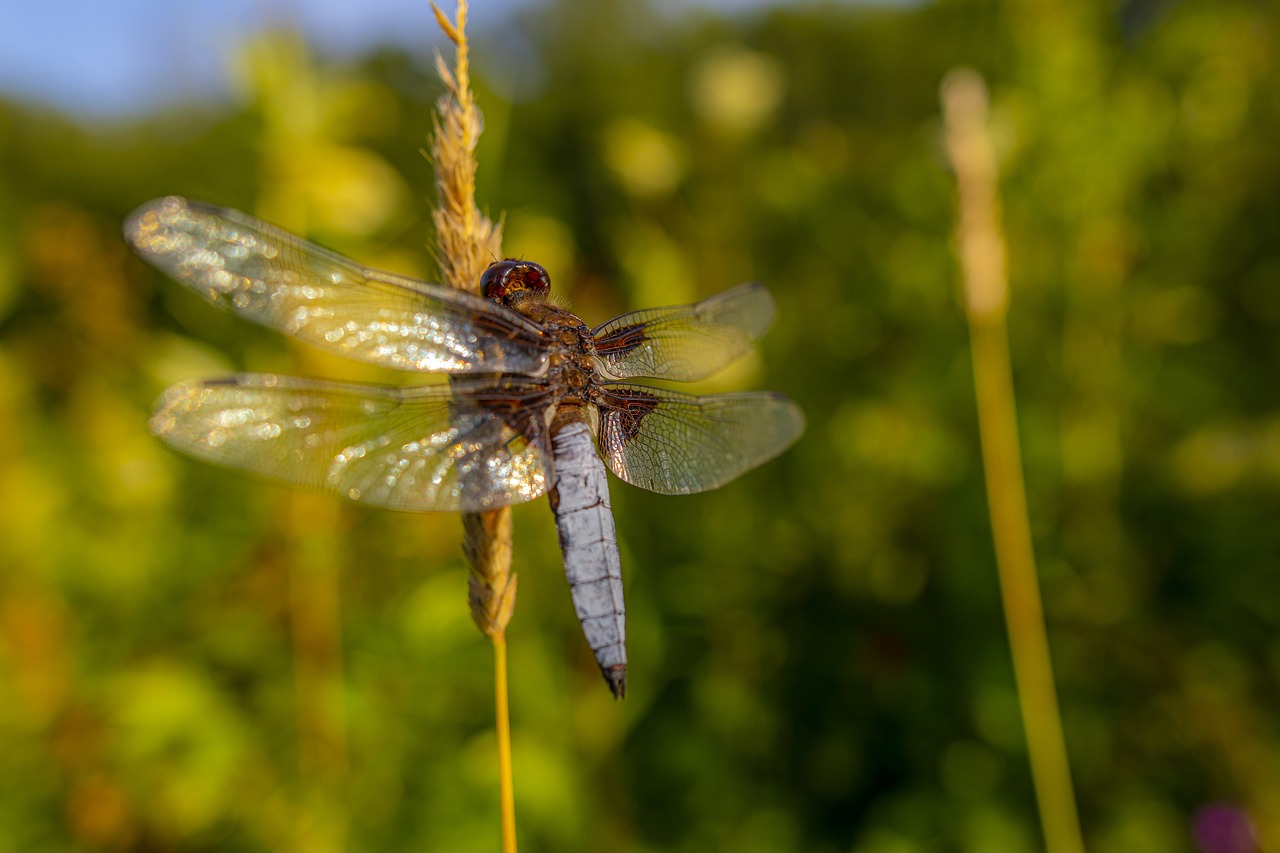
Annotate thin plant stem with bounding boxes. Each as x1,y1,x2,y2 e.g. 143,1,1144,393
942,69,1085,853
428,2,517,850
493,634,516,853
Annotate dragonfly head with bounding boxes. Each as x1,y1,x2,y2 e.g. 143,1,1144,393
481,259,551,305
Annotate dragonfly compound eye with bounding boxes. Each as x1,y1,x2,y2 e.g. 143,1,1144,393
481,260,551,303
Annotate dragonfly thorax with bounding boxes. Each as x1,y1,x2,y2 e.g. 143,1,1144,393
505,292,601,397
547,347,597,396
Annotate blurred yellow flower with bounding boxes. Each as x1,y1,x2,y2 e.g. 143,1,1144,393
690,46,785,135
601,117,686,198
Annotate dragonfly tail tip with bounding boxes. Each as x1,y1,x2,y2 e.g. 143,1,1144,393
604,665,627,700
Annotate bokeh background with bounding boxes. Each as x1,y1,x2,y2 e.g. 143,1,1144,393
2,0,1279,850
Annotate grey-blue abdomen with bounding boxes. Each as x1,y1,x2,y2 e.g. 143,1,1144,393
549,417,627,698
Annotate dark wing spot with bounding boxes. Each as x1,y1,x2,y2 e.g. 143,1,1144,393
596,387,660,455
594,322,650,359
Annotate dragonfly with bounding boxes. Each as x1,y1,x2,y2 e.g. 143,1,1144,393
126,196,804,698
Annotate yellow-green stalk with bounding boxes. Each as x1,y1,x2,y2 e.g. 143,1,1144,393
942,68,1085,853
427,3,517,850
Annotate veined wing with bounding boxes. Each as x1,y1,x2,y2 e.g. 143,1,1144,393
125,197,549,375
150,374,552,512
591,283,775,382
594,384,804,495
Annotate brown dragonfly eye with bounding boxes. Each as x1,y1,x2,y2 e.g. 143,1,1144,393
481,260,551,303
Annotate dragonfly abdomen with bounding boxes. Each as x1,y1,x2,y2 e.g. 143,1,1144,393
548,416,627,699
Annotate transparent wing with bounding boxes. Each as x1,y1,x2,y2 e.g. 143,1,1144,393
591,283,776,382
594,384,804,495
126,197,549,375
151,374,552,512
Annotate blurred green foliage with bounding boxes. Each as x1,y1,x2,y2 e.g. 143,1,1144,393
2,0,1279,850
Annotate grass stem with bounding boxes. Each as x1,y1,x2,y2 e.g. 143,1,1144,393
428,3,517,850
494,633,517,853
942,68,1085,853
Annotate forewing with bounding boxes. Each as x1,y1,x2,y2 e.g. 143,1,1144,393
591,283,776,382
150,375,552,512
126,197,549,374
595,384,804,494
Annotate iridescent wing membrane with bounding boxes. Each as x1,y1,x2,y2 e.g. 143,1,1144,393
592,282,775,382
594,385,803,495
127,197,548,374
150,374,552,512
128,197,802,513
589,284,802,492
